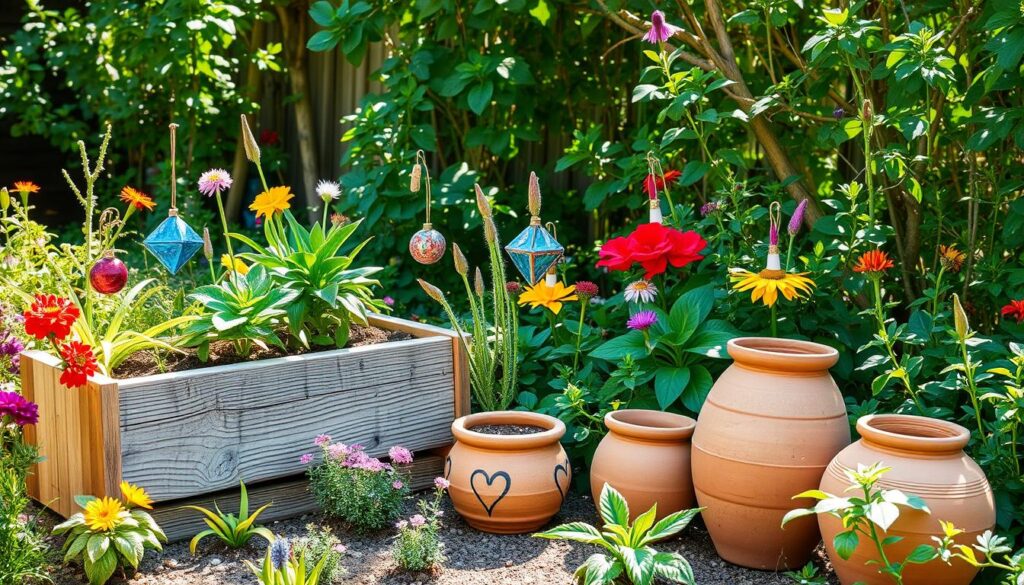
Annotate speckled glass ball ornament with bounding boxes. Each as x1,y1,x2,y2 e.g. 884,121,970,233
408,150,447,265
89,252,128,294
409,223,446,264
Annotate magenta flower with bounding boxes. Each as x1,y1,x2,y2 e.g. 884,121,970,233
700,201,721,217
197,169,233,197
788,200,808,236
409,514,427,528
392,480,404,490
388,446,414,465
0,391,38,426
313,433,332,447
574,281,599,300
627,310,658,331
769,221,779,246
643,10,682,44
383,296,395,307
434,477,450,490
300,453,314,465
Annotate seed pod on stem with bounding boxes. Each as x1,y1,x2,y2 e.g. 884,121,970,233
418,278,445,303
202,227,213,260
452,243,468,276
474,267,485,297
474,184,492,219
240,114,261,164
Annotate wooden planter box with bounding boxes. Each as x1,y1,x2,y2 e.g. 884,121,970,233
22,315,469,521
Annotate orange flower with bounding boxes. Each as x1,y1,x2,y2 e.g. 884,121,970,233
938,245,966,273
249,186,293,219
853,250,894,276
119,186,156,211
12,181,40,195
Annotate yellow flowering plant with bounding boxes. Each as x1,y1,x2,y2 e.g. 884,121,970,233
52,482,166,585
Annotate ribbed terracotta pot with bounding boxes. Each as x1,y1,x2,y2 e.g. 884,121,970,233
820,414,995,585
590,409,696,522
447,411,570,534
692,337,851,570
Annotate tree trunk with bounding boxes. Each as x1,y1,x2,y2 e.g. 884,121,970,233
277,2,320,224
226,20,266,221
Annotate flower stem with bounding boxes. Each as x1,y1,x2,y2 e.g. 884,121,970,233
770,303,778,337
930,266,946,317
572,300,588,376
215,191,237,277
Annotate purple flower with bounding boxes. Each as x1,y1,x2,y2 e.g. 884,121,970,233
388,446,413,465
383,296,395,307
643,10,682,44
270,538,290,570
700,201,721,217
788,199,808,236
627,310,658,331
0,391,38,426
409,514,427,528
197,169,232,197
433,477,450,490
833,106,845,119
313,434,332,447
392,480,404,490
300,453,314,465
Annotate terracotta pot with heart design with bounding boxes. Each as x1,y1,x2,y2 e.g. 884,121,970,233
447,411,570,534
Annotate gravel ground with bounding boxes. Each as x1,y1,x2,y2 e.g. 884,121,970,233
42,493,838,585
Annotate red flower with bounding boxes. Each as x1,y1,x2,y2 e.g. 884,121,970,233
1001,300,1024,324
596,223,706,279
58,341,98,389
642,169,681,199
259,129,279,146
852,249,894,275
23,294,80,341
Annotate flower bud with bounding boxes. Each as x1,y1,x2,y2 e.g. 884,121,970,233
418,278,445,303
474,267,485,297
483,216,498,245
452,243,468,276
202,227,213,260
240,114,261,164
474,184,492,219
528,171,541,217
410,163,422,193
788,199,808,236
861,99,873,123
952,293,969,340
0,188,8,211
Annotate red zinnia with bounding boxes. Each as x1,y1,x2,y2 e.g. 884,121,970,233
642,169,681,199
23,294,80,341
58,341,98,389
1001,300,1024,324
596,223,706,279
852,250,894,275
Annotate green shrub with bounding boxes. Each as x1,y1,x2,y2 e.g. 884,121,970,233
306,440,411,532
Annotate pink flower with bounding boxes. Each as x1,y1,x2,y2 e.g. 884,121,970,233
627,310,658,331
392,480,404,490
383,296,395,307
643,10,682,44
388,446,414,465
327,443,350,461
314,434,332,446
395,520,408,530
300,453,314,464
409,515,427,528
332,544,347,554
197,169,233,197
433,477,450,490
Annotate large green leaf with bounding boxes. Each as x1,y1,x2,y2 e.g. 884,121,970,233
654,366,690,410
681,365,713,412
667,285,714,345
591,330,647,362
598,483,631,527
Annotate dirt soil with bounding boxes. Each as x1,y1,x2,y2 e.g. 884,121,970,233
468,424,548,435
40,492,838,585
113,325,412,378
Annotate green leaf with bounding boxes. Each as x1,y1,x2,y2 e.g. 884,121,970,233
598,483,630,527
781,508,817,527
306,30,339,52
84,549,117,585
680,365,713,412
86,534,110,563
534,522,605,544
654,367,690,410
468,81,494,114
643,508,701,544
833,530,860,560
905,544,938,564
308,1,335,26
629,506,658,547
591,330,648,362
668,285,714,344
677,161,709,187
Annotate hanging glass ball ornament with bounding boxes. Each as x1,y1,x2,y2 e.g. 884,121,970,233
89,252,128,295
409,223,447,265
407,151,446,265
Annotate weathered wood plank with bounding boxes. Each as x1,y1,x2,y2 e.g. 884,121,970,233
151,455,444,543
117,336,456,501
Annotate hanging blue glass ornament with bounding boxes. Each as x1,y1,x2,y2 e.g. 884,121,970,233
504,172,563,285
143,123,203,274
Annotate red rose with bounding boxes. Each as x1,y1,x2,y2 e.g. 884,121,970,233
596,223,706,278
58,341,98,389
1001,300,1024,324
596,236,635,272
642,169,681,199
23,294,80,341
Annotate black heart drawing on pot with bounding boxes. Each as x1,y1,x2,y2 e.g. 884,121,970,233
470,469,511,517
553,459,570,503
444,456,452,480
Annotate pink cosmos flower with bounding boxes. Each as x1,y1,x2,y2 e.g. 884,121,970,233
409,515,427,528
388,446,414,465
314,434,332,447
643,10,682,44
434,477,450,490
197,169,233,197
392,480,404,490
300,453,314,465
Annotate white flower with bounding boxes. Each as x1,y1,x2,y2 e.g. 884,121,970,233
316,179,341,202
624,280,658,303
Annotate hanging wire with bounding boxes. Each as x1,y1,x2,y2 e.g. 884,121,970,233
168,123,178,215
415,150,433,226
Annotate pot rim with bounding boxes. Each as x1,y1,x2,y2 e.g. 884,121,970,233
727,337,839,373
452,411,565,450
604,409,696,441
857,414,969,453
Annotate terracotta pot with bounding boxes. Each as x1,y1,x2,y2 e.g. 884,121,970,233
447,411,570,534
590,409,696,521
692,337,850,570
819,414,995,585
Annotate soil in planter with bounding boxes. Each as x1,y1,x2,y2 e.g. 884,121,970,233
469,424,547,435
113,325,413,378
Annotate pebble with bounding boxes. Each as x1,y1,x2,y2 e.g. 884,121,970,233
161,559,178,569
209,557,222,566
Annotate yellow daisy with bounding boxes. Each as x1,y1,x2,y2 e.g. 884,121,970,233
249,186,294,219
517,281,578,315
119,481,154,509
730,268,816,307
83,497,126,532
221,254,249,276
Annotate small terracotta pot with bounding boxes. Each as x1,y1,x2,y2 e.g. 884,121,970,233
447,411,570,534
590,409,696,521
692,337,851,570
820,414,995,585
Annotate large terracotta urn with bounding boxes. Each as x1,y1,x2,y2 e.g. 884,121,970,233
590,409,696,522
819,414,995,585
692,337,851,570
447,411,570,534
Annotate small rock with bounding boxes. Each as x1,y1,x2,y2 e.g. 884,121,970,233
162,559,178,569
505,560,514,568
209,557,222,566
